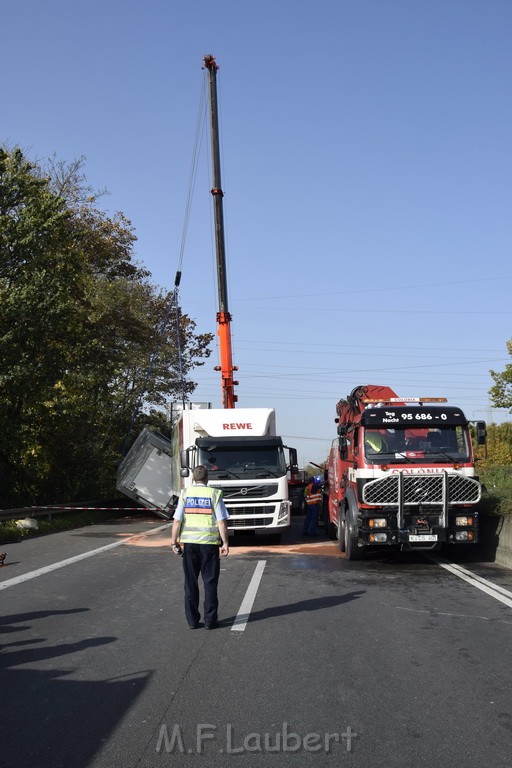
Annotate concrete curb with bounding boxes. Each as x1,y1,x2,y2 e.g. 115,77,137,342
495,515,512,569
479,512,512,570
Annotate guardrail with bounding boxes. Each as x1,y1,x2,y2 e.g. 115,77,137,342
0,502,154,523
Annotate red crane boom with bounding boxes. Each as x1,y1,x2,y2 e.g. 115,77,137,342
203,54,238,409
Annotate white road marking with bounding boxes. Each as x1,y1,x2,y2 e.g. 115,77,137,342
431,557,512,609
0,524,171,591
231,560,266,632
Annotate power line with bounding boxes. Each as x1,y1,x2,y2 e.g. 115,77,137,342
228,275,512,303
222,338,508,354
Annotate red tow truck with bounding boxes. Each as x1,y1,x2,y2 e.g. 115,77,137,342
324,385,487,560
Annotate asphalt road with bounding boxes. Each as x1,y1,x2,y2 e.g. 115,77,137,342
1,515,511,767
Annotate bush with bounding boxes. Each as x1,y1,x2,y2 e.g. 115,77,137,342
479,465,512,517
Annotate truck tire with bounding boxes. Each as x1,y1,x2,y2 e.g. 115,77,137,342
324,507,337,540
344,519,364,561
337,517,346,552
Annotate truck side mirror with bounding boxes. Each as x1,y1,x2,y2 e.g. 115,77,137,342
180,449,189,469
475,421,487,446
180,467,190,477
339,435,349,459
288,447,298,476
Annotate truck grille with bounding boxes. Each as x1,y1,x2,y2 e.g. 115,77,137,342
228,505,276,517
362,473,481,506
227,505,276,528
229,517,272,528
210,484,278,499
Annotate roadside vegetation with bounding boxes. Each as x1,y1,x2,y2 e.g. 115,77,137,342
479,341,512,516
0,148,213,510
475,422,512,518
478,464,512,518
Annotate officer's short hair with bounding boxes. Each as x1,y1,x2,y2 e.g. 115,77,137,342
192,465,208,483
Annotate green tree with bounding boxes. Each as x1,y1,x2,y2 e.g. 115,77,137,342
489,339,512,412
475,423,512,468
0,148,212,507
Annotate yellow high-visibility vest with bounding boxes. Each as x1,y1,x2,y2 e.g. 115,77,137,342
365,432,388,452
179,485,222,545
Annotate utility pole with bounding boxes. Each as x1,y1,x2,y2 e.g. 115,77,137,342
203,54,238,409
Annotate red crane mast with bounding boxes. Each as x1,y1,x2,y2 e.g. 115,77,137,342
203,54,238,409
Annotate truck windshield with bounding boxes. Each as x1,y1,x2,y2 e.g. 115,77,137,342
363,426,470,464
197,445,287,478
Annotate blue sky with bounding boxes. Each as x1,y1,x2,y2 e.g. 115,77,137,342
3,0,512,465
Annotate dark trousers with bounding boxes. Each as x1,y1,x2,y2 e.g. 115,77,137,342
182,543,220,626
303,504,319,535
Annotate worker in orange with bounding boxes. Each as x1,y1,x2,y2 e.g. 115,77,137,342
303,477,322,536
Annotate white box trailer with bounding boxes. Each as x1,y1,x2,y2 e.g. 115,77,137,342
115,428,179,518
116,407,297,538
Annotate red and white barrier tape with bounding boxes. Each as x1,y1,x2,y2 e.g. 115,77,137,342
30,506,158,511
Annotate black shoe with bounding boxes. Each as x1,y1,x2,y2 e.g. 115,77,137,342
205,622,218,630
189,622,200,629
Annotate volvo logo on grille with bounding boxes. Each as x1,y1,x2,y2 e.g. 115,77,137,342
240,487,248,496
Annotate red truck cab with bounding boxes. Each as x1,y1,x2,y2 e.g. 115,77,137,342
325,385,487,560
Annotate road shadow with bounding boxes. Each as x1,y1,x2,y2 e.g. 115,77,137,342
221,590,365,626
0,607,151,768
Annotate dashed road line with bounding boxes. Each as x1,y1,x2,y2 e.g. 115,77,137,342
231,560,266,632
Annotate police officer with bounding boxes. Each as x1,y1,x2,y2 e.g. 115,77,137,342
170,465,229,629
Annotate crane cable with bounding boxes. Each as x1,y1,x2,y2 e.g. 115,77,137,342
122,79,208,454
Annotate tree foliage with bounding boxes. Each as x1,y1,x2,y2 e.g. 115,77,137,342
474,422,512,469
489,339,512,412
0,148,213,507
474,422,512,517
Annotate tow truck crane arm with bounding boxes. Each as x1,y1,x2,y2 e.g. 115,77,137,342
203,54,238,409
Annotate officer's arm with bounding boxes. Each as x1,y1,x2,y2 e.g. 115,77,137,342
218,520,229,556
170,491,184,551
170,519,182,552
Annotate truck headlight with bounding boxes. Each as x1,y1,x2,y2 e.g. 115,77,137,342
455,516,473,527
455,531,474,541
368,518,387,528
369,533,387,543
278,502,290,523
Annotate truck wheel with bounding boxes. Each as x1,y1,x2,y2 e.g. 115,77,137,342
344,520,363,561
324,509,337,540
337,518,346,552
